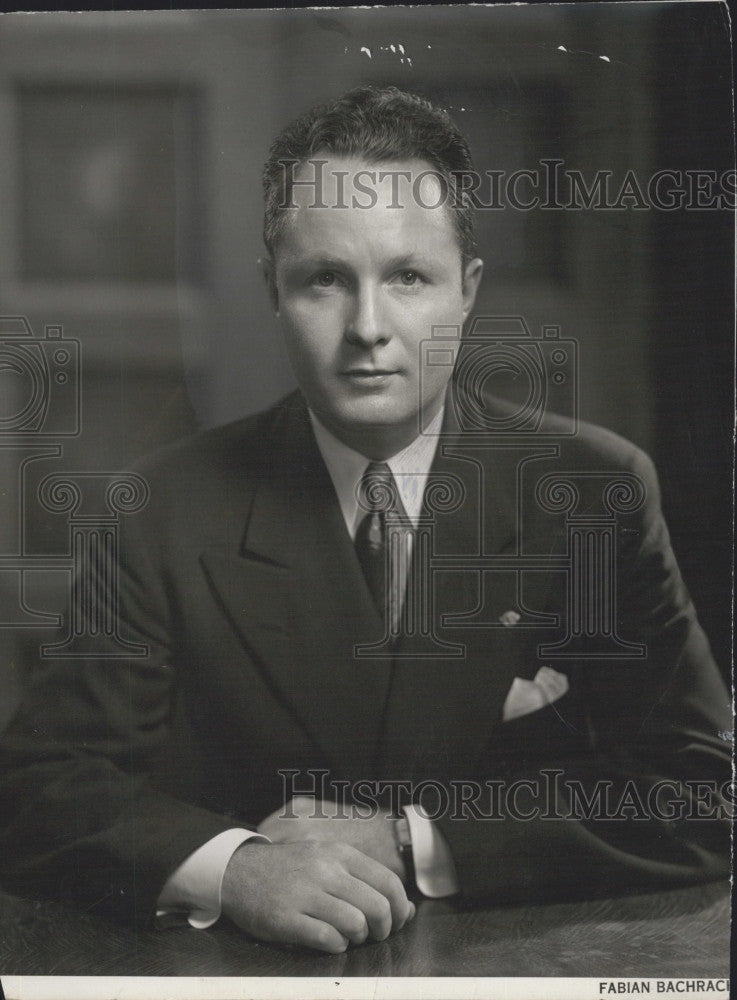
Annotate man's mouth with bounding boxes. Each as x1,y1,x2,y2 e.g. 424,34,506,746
342,368,399,378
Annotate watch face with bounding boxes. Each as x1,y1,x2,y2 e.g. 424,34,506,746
396,816,412,848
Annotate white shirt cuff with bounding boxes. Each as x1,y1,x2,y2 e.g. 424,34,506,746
403,804,460,898
156,828,269,929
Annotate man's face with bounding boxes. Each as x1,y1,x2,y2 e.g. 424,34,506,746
267,156,483,458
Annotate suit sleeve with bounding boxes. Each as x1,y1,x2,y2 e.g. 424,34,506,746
0,477,237,928
435,447,732,903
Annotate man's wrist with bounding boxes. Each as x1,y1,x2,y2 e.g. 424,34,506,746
157,828,269,929
394,813,416,889
221,838,271,913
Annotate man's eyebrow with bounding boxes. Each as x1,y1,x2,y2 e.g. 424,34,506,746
382,252,438,270
282,255,350,273
282,251,441,274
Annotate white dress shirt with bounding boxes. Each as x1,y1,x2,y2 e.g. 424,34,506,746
156,406,459,927
308,408,443,536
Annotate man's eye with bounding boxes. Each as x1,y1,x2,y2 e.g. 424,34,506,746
313,271,336,287
399,270,421,286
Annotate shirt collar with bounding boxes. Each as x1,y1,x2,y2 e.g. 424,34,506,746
308,408,444,539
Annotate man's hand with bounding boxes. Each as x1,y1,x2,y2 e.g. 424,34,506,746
257,796,405,879
221,839,414,953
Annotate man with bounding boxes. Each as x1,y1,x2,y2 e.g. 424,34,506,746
0,87,730,955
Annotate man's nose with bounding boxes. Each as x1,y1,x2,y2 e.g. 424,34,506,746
344,286,390,348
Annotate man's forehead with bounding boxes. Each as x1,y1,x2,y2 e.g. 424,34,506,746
288,155,448,211
274,155,460,263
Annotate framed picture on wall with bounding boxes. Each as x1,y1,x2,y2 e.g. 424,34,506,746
17,83,204,286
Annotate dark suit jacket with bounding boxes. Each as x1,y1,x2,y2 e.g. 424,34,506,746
0,390,731,926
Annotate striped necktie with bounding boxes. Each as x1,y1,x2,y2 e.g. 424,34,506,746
354,462,410,629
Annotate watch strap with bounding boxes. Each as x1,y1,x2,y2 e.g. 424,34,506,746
394,814,417,891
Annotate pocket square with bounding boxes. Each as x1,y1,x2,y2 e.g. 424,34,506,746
502,666,569,722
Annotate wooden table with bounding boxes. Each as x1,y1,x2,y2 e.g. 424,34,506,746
0,880,730,978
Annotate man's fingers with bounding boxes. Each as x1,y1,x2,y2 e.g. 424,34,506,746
342,846,413,930
328,851,415,941
283,914,350,954
329,874,393,940
307,896,369,945
222,841,413,953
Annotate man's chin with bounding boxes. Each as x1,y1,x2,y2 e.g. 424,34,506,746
311,402,423,452
325,406,415,433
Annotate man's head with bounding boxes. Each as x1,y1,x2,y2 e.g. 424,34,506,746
263,86,478,266
262,87,483,459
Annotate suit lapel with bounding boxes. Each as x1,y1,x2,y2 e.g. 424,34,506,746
202,396,393,779
379,395,562,780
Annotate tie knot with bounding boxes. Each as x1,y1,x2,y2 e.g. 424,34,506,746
357,462,399,515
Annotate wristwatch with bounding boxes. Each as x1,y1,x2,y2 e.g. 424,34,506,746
394,813,416,890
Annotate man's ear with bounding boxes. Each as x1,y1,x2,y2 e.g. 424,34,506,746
262,256,279,314
461,257,484,321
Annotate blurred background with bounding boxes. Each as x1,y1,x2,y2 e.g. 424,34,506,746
0,5,733,725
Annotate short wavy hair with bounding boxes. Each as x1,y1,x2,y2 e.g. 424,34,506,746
262,86,478,264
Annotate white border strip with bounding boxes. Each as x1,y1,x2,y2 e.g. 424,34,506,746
0,978,731,1000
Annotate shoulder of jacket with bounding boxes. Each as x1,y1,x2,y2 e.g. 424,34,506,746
554,416,654,478
131,391,301,487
